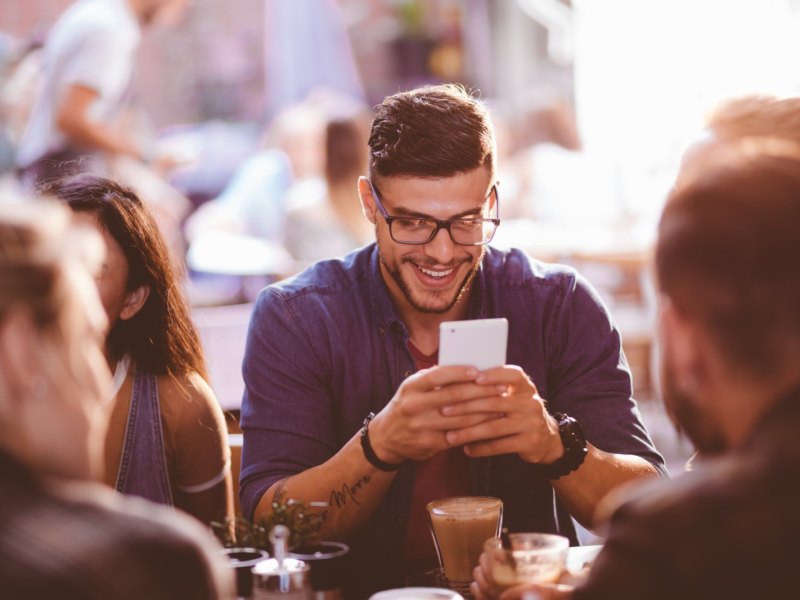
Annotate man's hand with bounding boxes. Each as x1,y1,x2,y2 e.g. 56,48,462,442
368,366,505,464
471,548,505,599
56,84,142,159
472,551,574,600
440,366,565,465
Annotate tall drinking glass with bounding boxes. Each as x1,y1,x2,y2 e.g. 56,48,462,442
427,497,503,595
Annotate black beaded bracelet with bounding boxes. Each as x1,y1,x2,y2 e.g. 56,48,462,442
360,412,405,472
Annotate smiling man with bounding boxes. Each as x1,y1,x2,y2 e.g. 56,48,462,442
239,84,665,597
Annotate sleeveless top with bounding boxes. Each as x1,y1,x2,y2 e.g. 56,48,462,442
114,363,173,506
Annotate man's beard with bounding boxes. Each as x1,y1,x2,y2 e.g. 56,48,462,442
377,240,483,315
661,351,727,456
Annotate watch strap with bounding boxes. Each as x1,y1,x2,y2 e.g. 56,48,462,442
543,412,588,480
360,412,405,472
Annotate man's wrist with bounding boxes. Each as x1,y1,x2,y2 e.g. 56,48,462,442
360,412,405,471
543,413,588,480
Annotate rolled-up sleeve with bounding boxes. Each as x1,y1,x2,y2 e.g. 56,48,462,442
239,288,338,519
545,271,667,476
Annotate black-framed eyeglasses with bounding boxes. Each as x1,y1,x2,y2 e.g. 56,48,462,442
367,180,501,246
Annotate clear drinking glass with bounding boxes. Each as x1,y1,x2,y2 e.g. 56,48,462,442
483,533,569,589
427,497,504,595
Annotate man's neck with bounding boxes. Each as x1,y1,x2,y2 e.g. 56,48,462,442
404,304,470,356
380,267,473,356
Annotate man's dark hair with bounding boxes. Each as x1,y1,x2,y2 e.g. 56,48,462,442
50,174,207,380
368,84,495,182
656,143,800,378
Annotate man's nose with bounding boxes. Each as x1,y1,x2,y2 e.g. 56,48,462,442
424,225,457,264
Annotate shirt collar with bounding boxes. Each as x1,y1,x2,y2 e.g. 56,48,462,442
365,245,407,339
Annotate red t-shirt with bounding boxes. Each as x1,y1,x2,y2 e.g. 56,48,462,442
402,341,471,566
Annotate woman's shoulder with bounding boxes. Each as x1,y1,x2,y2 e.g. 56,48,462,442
156,371,224,424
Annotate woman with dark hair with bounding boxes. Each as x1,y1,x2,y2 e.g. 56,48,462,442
0,201,231,598
51,174,233,525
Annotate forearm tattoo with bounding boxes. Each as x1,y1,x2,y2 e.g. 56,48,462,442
272,476,289,505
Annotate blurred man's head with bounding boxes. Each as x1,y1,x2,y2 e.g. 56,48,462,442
656,142,800,453
0,202,110,481
678,95,800,188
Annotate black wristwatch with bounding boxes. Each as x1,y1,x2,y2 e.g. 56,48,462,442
543,412,588,480
360,412,405,472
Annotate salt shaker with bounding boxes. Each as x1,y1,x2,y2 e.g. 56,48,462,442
252,525,312,599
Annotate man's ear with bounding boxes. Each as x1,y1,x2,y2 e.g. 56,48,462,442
659,298,704,389
358,176,378,225
119,284,150,321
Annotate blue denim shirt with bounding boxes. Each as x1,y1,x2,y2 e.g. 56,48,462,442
240,244,665,591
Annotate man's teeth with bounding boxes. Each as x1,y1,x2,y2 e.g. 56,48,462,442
418,266,453,278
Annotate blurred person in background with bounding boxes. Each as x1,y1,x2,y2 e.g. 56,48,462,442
473,139,800,600
14,0,192,259
0,200,232,599
0,35,44,176
184,100,325,247
182,91,365,302
283,111,375,266
497,91,622,226
15,0,189,189
50,174,233,526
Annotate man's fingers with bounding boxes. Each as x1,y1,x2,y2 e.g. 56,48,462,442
463,434,543,459
402,381,507,414
440,395,521,417
434,412,505,431
445,416,523,446
471,552,503,600
499,583,574,600
475,365,538,391
411,365,479,389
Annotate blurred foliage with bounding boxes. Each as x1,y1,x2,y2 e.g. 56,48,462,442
212,499,326,551
394,0,427,37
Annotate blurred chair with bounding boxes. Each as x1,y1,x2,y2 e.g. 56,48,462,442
192,302,254,411
193,302,251,519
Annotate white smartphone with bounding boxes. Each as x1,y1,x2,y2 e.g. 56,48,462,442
438,318,508,370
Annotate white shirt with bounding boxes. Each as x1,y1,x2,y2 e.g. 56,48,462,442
16,0,140,168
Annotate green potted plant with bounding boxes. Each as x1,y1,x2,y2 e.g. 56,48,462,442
213,499,325,552
213,500,348,597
